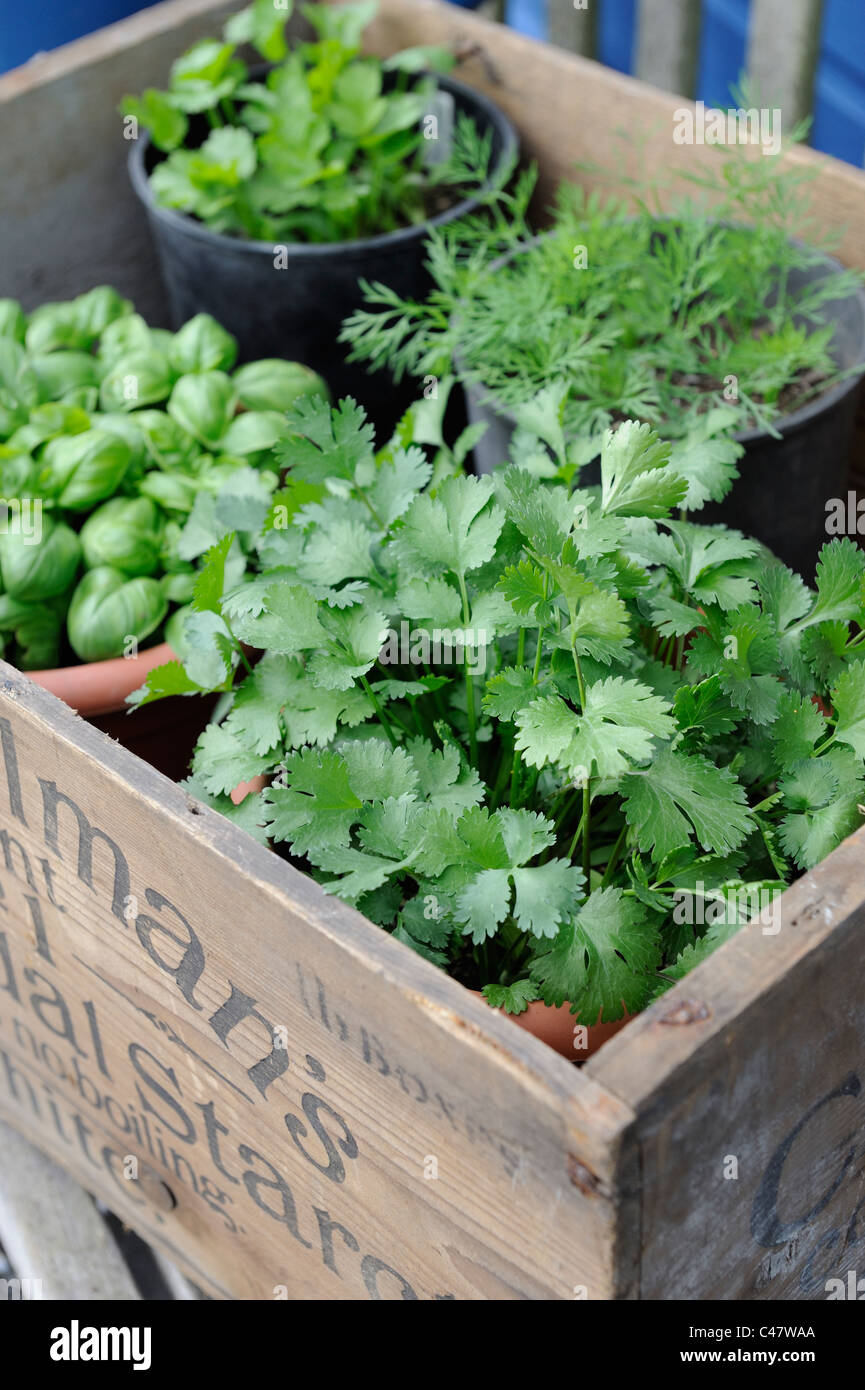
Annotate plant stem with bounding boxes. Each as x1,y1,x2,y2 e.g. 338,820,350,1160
359,674,397,749
532,623,545,683
600,823,628,889
223,616,254,677
566,810,586,862
506,628,531,808
457,572,478,766
570,645,591,891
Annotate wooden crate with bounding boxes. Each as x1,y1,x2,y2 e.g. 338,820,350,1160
1,0,865,1301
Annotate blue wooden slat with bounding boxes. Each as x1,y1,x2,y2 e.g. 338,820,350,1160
504,0,548,42
695,0,749,107
812,0,865,166
597,0,637,73
0,0,160,73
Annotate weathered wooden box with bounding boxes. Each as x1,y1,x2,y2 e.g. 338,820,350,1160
1,0,864,1301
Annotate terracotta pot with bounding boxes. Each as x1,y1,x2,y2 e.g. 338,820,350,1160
471,990,630,1061
27,643,215,782
231,774,269,806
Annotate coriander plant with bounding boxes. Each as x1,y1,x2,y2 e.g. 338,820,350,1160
0,285,323,667
121,0,493,245
133,396,865,1024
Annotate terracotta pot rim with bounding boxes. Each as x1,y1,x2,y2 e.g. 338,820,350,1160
25,641,175,718
469,988,632,1061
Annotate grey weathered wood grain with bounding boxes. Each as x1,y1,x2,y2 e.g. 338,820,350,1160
635,0,702,97
548,0,597,58
746,0,824,129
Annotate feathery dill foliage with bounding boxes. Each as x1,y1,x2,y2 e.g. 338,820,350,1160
133,396,865,1022
341,125,864,441
120,0,500,245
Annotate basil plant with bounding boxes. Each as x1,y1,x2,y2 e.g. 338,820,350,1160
0,285,325,668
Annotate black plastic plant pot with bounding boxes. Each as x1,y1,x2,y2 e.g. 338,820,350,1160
129,72,517,436
465,243,865,578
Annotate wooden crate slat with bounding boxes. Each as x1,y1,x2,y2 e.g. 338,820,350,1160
0,0,238,321
588,827,865,1299
635,0,702,98
0,1119,141,1300
0,663,638,1300
746,0,824,129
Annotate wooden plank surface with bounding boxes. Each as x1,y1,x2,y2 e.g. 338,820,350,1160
0,662,636,1300
588,825,865,1300
0,1118,141,1300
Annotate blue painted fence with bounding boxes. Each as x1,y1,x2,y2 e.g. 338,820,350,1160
0,1,161,72
503,0,865,167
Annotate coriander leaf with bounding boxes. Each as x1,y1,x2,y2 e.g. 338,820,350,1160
514,694,576,769
192,531,235,614
481,979,539,1015
483,665,542,721
230,581,326,652
456,870,512,944
396,474,504,575
531,888,660,1022
650,593,701,638
190,722,272,797
340,740,419,801
779,749,864,869
299,519,375,584
511,859,584,939
456,805,510,870
276,396,375,484
128,659,205,707
787,538,865,635
263,747,361,853
223,651,295,755
316,846,398,903
406,738,485,811
496,808,557,865
309,603,389,690
770,689,826,768
368,446,432,526
831,658,865,758
621,747,754,861
500,468,574,557
673,675,738,744
669,410,742,510
600,421,686,518
392,925,448,967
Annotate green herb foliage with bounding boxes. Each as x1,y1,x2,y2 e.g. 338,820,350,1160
0,286,325,667
341,127,864,442
134,396,865,1022
121,1,496,244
